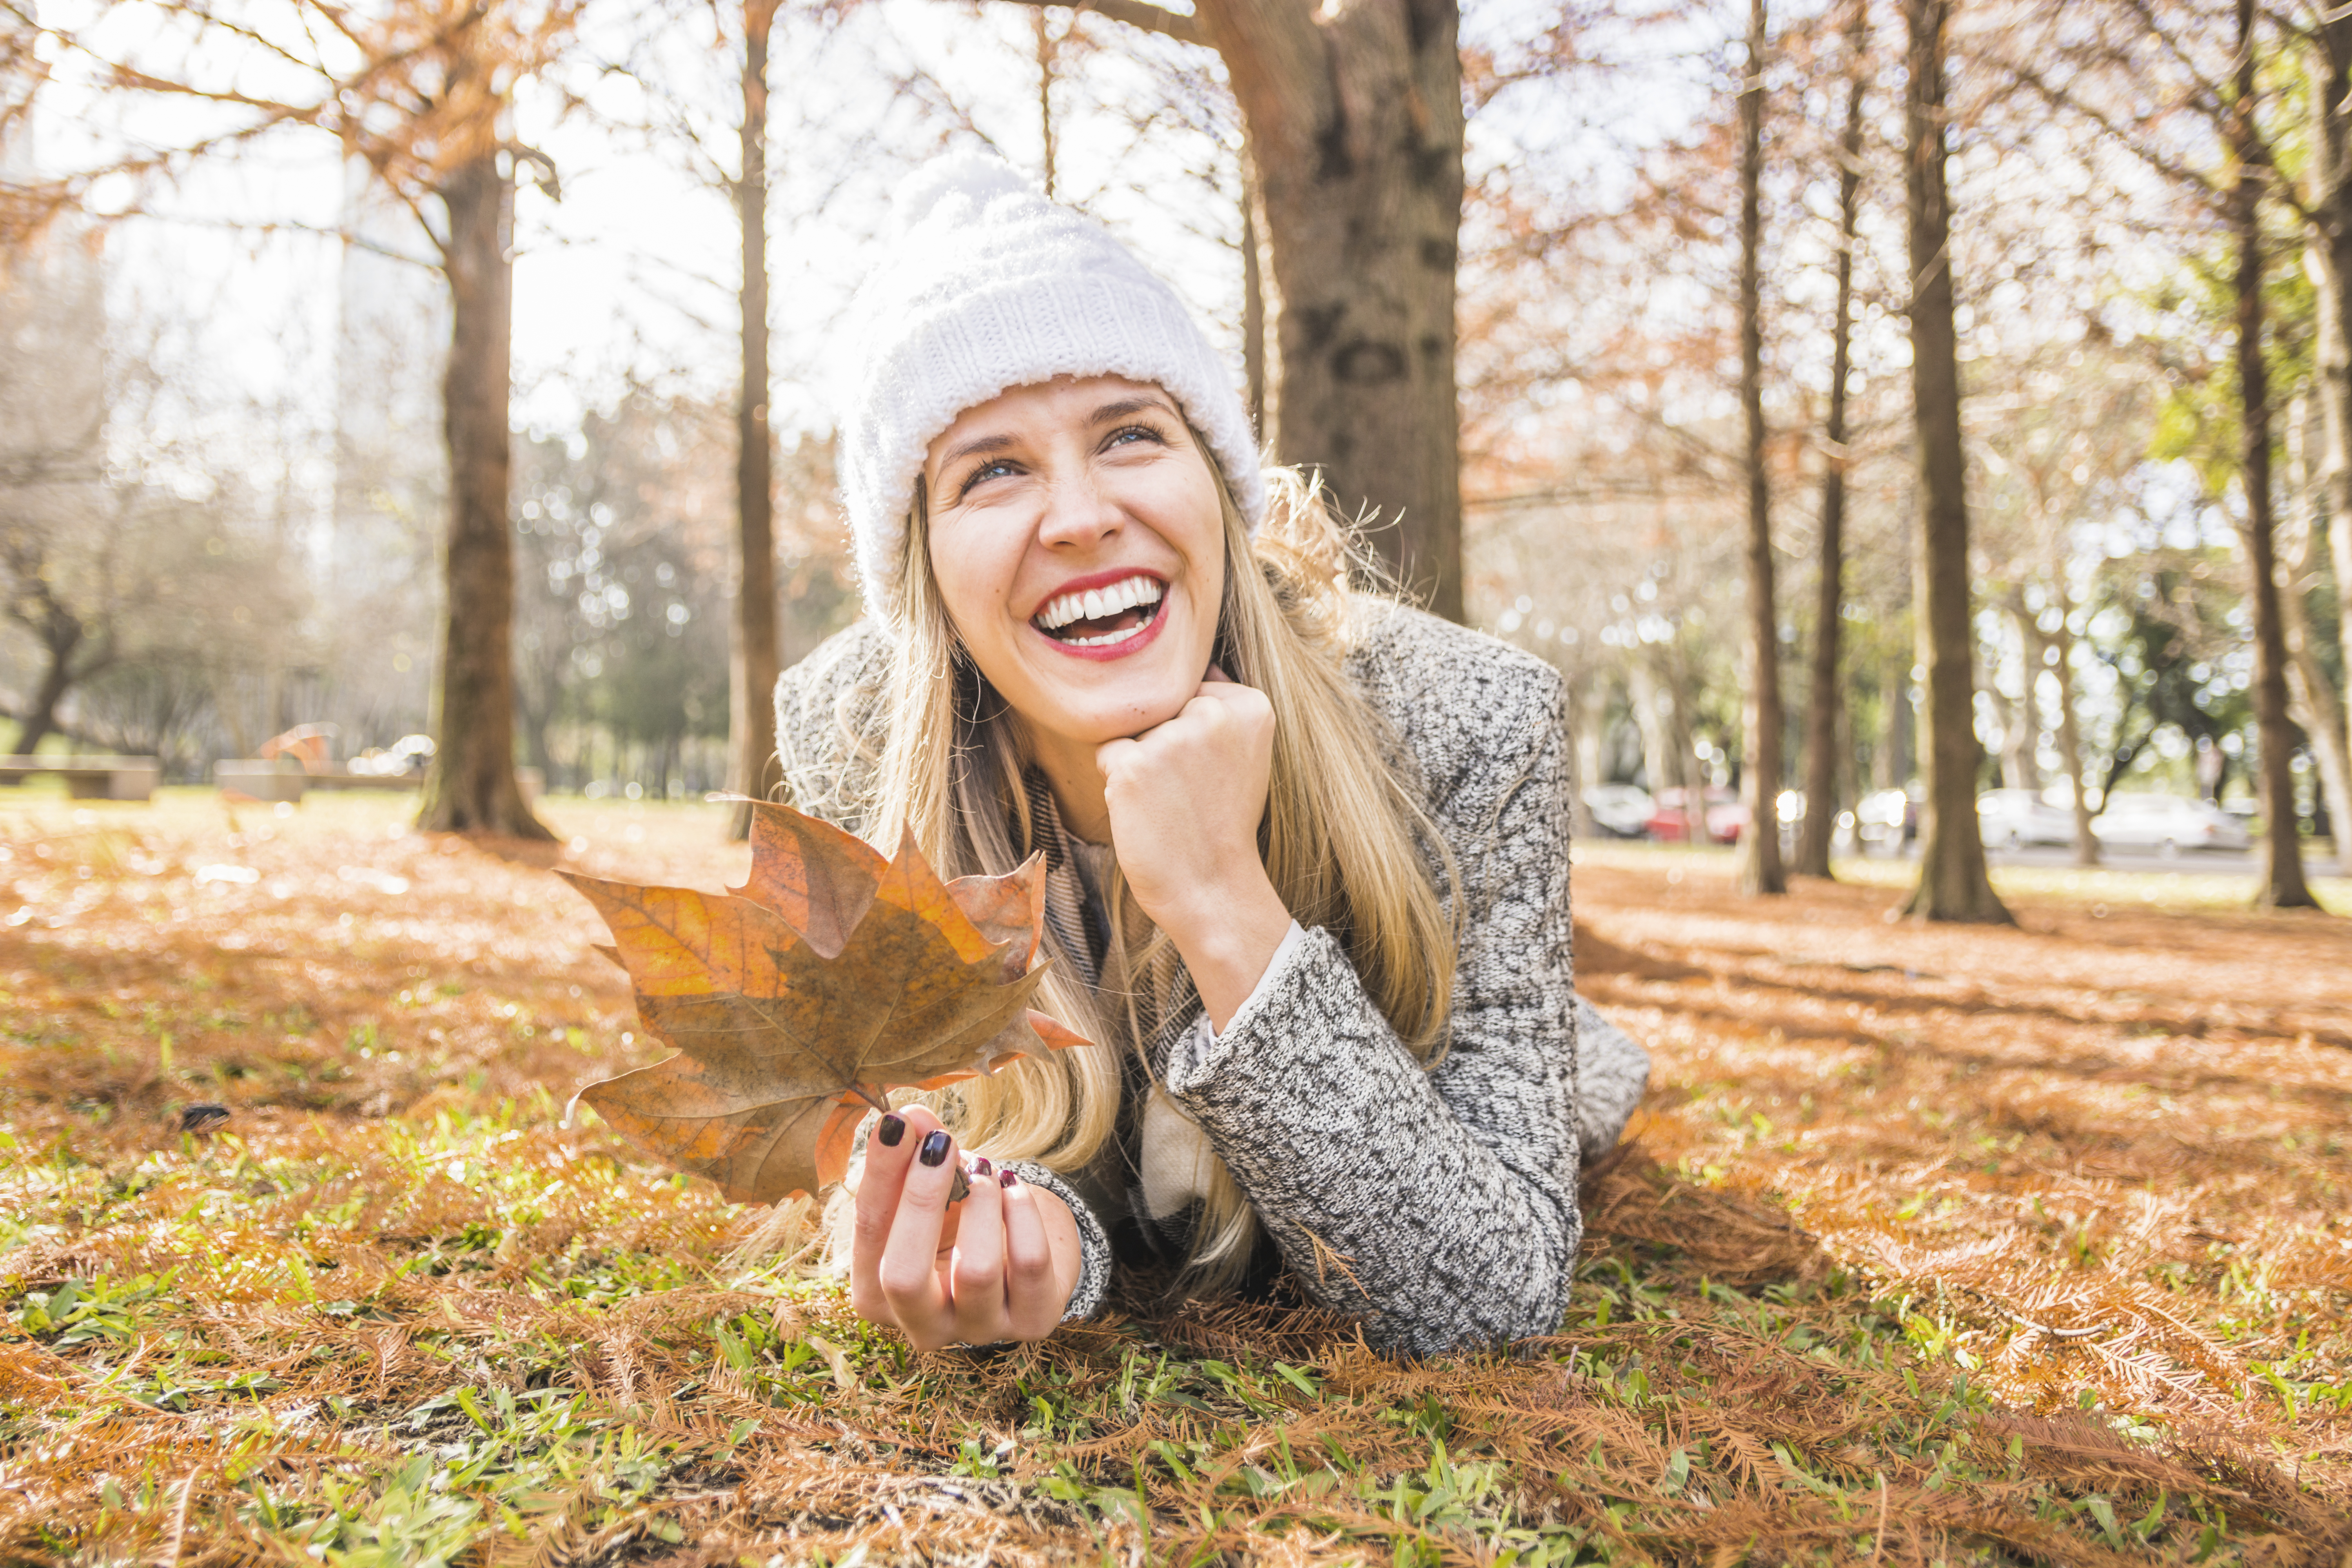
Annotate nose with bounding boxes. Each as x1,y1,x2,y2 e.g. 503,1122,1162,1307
1034,467,1123,552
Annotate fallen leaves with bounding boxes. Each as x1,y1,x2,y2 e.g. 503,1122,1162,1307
561,802,1089,1205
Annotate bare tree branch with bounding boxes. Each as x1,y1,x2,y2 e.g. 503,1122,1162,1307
985,0,1203,49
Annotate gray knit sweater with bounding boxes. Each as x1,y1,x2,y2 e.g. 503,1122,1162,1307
773,600,1651,1354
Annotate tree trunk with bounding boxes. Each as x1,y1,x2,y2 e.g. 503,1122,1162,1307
1795,0,1866,881
1898,0,2008,922
1733,0,1784,895
1035,5,1059,198
1242,157,1267,437
1193,0,1464,621
2232,0,2317,909
2045,564,2100,866
8,627,82,759
2002,601,2045,791
2304,17,2352,875
2285,395,2352,873
418,154,553,840
726,0,782,843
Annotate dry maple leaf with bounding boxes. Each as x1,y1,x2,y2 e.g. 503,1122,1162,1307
561,802,1089,1204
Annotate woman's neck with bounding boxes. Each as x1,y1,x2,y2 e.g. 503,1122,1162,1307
1025,728,1114,845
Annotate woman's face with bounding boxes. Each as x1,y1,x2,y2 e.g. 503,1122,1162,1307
922,375,1225,753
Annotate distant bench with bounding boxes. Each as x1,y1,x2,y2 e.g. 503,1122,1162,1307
214,762,539,804
0,756,162,801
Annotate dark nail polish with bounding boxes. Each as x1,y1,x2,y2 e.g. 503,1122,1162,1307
877,1114,906,1148
999,1169,1020,1189
971,1156,993,1178
919,1130,951,1167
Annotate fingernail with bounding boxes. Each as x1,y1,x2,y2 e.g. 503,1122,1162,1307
999,1169,1020,1189
971,1156,993,1178
877,1114,906,1147
919,1130,951,1167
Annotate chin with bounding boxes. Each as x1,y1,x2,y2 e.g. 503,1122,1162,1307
1046,680,1196,744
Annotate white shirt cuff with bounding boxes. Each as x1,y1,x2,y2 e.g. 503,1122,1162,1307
1206,918,1307,1045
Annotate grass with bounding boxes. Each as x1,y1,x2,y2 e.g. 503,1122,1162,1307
2,791,2348,1564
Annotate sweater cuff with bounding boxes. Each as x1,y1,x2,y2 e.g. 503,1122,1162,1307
1002,1159,1111,1323
1172,920,1308,1075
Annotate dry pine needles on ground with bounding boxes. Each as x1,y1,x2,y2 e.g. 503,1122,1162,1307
1,793,2348,1566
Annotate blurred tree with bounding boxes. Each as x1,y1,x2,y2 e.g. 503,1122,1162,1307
1899,0,2009,922
2229,0,2318,907
727,0,782,841
1733,0,1784,896
1794,0,1867,881
1969,337,2157,867
2282,4,2352,853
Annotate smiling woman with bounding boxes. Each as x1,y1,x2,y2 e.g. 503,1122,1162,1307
773,152,1651,1356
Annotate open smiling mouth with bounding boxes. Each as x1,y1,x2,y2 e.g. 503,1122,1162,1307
1031,575,1165,649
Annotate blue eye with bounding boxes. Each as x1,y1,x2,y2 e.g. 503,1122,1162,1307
958,459,1017,498
1106,423,1165,450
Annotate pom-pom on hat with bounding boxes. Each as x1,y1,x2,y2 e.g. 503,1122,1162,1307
835,150,1267,629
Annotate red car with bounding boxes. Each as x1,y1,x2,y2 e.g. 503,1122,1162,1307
1644,787,1749,844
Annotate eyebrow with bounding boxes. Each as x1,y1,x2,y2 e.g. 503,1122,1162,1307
936,432,1016,473
1090,395,1175,423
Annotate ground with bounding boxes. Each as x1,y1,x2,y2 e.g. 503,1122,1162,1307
1,789,2347,1566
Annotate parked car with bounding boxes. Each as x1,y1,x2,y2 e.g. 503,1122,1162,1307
1855,784,1920,847
1645,787,1747,844
1582,784,1656,839
1977,788,2077,850
2092,793,2253,855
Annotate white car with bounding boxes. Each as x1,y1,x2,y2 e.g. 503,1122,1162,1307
1581,784,1655,839
2092,793,2253,855
1977,788,2077,850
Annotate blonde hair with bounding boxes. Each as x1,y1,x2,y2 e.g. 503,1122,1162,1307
851,448,1457,1294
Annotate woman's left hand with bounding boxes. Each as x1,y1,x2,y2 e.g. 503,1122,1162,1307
1096,672,1294,1029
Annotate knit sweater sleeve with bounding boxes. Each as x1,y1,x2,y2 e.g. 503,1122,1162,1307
1162,613,1590,1355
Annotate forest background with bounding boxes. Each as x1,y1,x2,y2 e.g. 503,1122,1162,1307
7,0,2351,916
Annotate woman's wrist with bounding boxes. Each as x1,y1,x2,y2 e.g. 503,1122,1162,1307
1151,870,1293,1032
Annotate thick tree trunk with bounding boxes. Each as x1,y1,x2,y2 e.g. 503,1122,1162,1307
418,155,553,840
2285,396,2352,873
2233,0,2317,909
1193,0,1464,621
1899,0,2007,923
1733,0,1784,895
2304,20,2352,875
1795,7,1864,879
726,0,782,844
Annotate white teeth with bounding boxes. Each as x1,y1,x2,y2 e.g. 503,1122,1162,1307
1033,575,1164,631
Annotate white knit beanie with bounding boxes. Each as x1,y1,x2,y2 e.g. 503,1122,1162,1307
835,151,1267,629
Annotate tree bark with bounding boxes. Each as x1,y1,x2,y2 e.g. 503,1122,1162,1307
1191,0,1465,621
8,639,81,758
726,0,782,843
417,154,553,840
1733,0,1784,895
2233,0,2318,909
1794,5,1863,878
2302,17,2352,875
1242,157,1267,437
1899,0,2008,922
2044,559,2100,866
2284,395,2352,872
